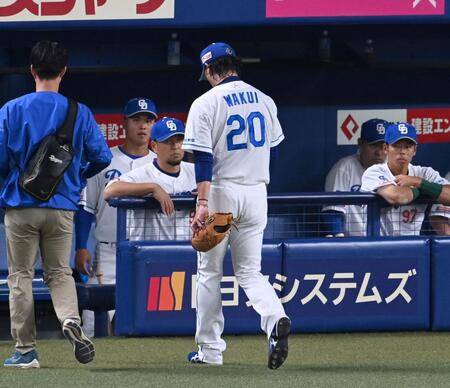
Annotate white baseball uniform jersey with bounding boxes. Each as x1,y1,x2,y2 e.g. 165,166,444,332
430,171,450,225
361,163,449,236
182,78,286,364
183,80,284,184
108,160,196,241
79,145,155,337
324,154,367,236
79,146,156,243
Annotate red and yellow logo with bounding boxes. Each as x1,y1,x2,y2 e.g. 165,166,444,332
147,272,185,311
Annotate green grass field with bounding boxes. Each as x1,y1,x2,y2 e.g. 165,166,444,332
1,332,450,387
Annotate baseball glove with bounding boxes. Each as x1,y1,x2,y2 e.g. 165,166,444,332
191,212,234,252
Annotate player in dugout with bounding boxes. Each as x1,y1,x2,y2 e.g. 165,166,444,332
361,122,450,236
430,170,450,235
75,98,157,337
322,118,388,237
103,117,196,240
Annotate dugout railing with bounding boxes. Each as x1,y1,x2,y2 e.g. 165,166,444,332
1,194,446,338
108,193,445,241
107,193,450,336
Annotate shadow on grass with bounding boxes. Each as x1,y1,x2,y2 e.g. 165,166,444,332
89,362,450,376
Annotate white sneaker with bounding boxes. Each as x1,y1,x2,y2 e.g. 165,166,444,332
62,319,95,364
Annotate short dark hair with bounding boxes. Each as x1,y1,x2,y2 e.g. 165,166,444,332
30,41,68,80
208,56,241,79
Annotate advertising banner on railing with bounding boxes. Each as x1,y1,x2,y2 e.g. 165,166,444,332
283,239,430,331
116,239,430,335
94,112,187,148
337,108,450,145
0,0,174,21
266,0,445,18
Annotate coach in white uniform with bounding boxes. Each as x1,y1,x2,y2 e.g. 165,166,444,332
182,42,290,369
104,117,196,240
361,122,450,236
323,118,388,236
75,98,157,337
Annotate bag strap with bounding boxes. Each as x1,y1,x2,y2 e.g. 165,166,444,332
56,98,78,143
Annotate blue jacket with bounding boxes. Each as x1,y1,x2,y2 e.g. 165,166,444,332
0,92,112,210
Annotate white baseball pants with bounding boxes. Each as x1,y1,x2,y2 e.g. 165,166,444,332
194,182,287,364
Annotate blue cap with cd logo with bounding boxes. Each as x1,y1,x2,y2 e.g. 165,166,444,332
123,98,157,119
385,122,418,144
360,118,388,144
151,117,185,142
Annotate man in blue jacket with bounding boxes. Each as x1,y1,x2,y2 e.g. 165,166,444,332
0,41,112,368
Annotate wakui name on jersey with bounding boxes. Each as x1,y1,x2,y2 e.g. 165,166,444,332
223,91,259,107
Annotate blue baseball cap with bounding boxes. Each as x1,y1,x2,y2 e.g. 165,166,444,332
360,118,388,144
199,42,237,81
123,98,157,119
385,122,418,145
151,117,185,142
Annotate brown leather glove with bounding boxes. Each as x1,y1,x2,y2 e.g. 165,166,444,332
191,212,234,252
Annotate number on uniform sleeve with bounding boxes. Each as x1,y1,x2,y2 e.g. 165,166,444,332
226,112,266,151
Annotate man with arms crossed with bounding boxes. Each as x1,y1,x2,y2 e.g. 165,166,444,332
182,42,290,369
361,122,449,236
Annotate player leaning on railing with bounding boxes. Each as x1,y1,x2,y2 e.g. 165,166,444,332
104,117,196,241
361,122,449,236
323,118,388,237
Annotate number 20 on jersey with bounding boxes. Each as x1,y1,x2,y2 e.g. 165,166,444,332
226,112,266,151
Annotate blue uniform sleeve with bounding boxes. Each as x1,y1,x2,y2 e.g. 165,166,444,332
0,106,10,180
82,107,112,178
75,207,95,250
193,150,213,183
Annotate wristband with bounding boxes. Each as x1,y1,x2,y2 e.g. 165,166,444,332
419,180,443,200
410,187,420,200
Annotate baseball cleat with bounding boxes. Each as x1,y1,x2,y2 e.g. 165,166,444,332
187,350,223,365
4,350,40,368
268,317,291,369
62,319,95,364
188,351,207,364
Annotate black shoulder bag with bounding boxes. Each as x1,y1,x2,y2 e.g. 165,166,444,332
19,98,78,201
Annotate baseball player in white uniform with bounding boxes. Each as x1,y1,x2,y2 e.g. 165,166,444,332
430,170,450,235
323,118,388,236
182,42,290,369
361,122,450,236
75,98,157,337
103,117,196,240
